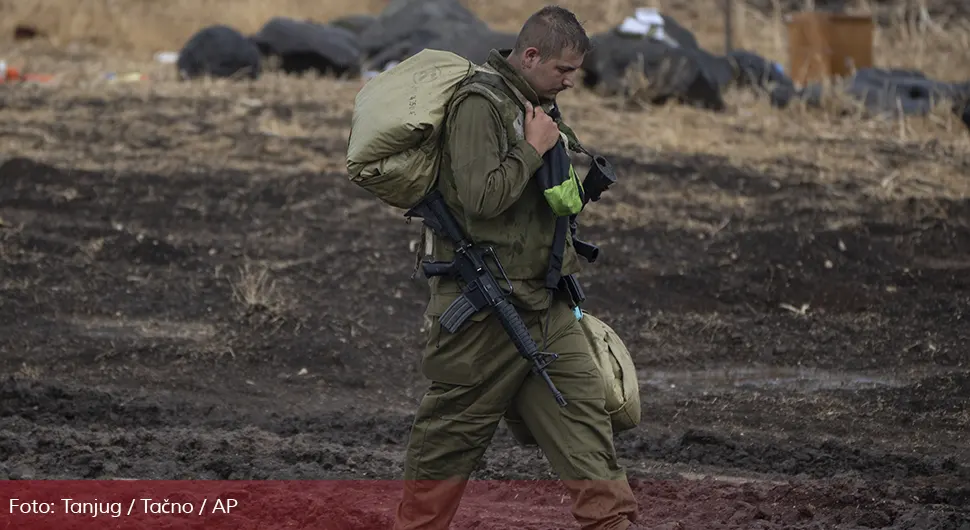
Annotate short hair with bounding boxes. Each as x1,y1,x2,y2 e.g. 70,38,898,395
512,5,591,60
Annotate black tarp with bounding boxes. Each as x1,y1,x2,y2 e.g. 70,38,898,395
420,29,517,65
249,17,362,76
357,0,489,69
328,14,377,35
774,68,970,124
177,25,261,80
581,27,736,111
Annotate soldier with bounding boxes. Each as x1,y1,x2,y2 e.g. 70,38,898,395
394,6,643,530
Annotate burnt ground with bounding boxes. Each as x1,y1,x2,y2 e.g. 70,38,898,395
0,80,968,530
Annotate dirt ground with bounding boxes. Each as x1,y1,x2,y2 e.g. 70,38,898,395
2,1,970,528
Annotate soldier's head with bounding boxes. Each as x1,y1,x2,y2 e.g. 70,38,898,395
508,5,590,101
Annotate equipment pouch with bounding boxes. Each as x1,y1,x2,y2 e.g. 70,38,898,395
542,163,585,217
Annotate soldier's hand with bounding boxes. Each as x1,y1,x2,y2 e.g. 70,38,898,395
524,102,561,156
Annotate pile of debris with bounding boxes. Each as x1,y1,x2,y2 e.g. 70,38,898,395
576,7,970,125
775,68,970,122
578,8,793,112
176,2,790,108
176,0,513,81
174,0,970,130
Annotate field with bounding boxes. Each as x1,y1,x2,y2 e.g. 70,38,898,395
1,0,969,528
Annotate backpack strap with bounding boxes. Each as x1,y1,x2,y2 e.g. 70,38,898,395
412,68,519,279
475,65,592,158
475,64,531,108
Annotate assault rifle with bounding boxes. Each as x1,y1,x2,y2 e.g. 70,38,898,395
570,153,617,264
405,189,568,407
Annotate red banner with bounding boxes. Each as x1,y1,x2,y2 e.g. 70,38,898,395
0,480,587,529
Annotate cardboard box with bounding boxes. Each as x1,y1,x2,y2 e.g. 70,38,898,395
787,11,874,86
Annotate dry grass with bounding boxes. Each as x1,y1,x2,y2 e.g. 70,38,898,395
3,0,970,76
0,2,966,470
0,0,967,225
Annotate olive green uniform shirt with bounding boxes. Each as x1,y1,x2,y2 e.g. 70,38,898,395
424,51,583,316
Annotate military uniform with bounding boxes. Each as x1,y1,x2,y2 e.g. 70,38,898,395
394,49,639,530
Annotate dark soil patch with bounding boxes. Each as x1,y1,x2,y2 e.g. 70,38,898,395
1,105,968,529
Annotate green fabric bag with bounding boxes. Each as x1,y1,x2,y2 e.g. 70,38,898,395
542,161,585,217
346,49,484,210
503,311,642,446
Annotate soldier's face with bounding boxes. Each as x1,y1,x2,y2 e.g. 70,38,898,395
519,47,585,101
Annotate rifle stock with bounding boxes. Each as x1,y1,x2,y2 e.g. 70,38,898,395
583,155,617,203
571,153,617,263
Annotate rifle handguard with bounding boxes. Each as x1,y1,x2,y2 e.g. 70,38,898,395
494,298,567,407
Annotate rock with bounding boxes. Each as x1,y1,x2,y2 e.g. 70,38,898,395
9,465,35,480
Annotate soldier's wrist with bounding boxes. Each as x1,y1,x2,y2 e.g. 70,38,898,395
520,140,544,167
525,139,545,157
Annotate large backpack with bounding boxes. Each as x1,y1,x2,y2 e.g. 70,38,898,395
346,49,497,210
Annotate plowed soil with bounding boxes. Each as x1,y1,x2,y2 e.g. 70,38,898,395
1,61,969,529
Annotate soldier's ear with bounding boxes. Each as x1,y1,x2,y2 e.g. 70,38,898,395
522,47,541,68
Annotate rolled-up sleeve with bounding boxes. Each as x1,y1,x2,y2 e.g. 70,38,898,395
446,95,544,219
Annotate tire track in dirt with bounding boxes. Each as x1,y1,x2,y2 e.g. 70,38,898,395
3,377,967,490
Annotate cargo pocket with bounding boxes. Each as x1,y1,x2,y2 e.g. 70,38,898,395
420,316,483,387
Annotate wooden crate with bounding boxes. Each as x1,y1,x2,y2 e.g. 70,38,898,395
786,11,874,86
